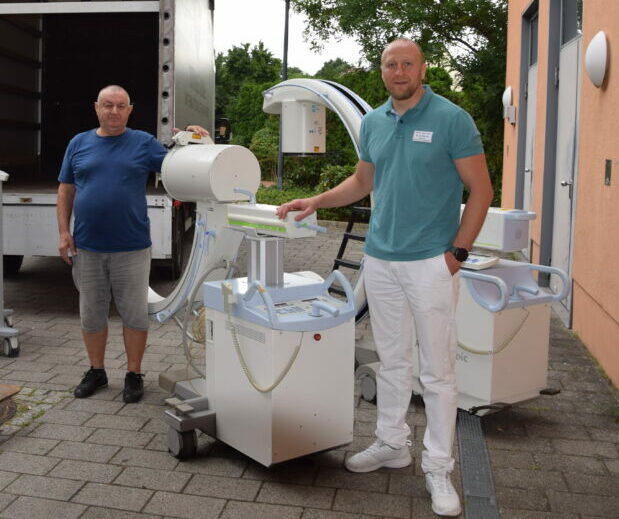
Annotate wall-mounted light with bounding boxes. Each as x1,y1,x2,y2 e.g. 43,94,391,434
585,31,608,88
502,86,517,124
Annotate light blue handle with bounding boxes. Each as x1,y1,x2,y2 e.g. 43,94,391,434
242,280,279,328
294,220,327,233
233,187,256,205
310,300,340,317
526,264,570,301
322,270,355,315
460,270,510,312
512,284,539,297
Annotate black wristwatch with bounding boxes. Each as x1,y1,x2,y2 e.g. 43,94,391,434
448,246,469,262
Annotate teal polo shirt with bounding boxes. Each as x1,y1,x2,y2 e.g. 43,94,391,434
359,86,483,261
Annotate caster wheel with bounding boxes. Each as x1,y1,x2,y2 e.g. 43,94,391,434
360,373,377,403
3,337,19,358
167,428,197,460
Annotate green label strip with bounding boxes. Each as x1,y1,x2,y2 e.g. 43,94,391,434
228,219,286,233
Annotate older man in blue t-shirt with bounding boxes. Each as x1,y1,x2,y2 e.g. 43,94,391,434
277,39,493,517
57,85,208,404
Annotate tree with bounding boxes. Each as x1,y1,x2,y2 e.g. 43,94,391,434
216,42,282,119
227,81,275,147
315,58,353,80
292,0,507,201
249,121,279,182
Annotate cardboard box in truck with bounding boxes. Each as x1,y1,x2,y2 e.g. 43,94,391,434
0,0,215,277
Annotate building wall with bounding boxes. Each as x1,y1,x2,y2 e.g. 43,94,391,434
571,1,619,385
503,0,552,266
503,0,619,386
501,1,523,210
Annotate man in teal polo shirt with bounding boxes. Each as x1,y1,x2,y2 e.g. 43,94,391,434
277,38,493,517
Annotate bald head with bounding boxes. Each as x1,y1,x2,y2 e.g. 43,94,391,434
381,38,426,65
97,85,131,105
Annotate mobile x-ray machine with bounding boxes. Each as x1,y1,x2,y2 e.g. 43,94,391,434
149,79,570,467
148,132,356,465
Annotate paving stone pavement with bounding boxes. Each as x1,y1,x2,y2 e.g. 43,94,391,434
0,221,617,518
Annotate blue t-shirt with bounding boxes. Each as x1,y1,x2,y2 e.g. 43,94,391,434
359,86,484,261
58,128,167,253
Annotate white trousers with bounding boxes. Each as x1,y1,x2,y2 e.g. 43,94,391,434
364,254,459,473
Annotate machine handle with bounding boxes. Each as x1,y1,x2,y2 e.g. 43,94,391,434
242,280,279,327
526,264,570,301
460,270,510,312
322,270,355,315
294,220,327,233
310,301,340,318
512,284,539,297
233,188,256,205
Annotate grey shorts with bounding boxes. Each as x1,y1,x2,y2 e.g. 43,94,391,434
72,248,151,332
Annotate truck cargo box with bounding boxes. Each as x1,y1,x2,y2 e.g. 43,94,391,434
0,0,215,276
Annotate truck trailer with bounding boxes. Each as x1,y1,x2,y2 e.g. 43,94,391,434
0,0,215,277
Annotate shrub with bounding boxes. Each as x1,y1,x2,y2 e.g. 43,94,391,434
317,164,355,192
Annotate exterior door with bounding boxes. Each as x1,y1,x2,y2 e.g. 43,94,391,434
550,36,581,315
521,11,539,261
522,63,537,260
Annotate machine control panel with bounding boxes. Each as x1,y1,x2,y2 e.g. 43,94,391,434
262,296,344,317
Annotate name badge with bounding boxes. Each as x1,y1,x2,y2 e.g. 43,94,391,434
412,130,433,143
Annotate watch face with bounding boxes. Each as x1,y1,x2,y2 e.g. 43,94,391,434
453,247,469,262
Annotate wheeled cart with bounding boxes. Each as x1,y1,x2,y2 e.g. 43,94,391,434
153,134,357,465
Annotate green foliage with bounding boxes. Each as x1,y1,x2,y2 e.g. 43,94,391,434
228,81,276,148
425,66,461,104
256,185,316,206
337,67,386,108
315,58,354,80
317,164,355,192
292,0,507,200
216,42,282,120
249,122,279,182
282,155,326,188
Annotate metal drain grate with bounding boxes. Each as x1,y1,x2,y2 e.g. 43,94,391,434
457,410,500,519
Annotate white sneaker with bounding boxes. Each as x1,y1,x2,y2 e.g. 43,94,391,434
345,439,412,473
425,471,462,517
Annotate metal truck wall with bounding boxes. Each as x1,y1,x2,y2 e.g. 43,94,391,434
159,0,215,143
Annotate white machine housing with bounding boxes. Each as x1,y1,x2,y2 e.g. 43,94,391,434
280,101,326,154
157,134,357,466
463,205,536,251
161,142,261,203
204,272,355,466
412,211,568,414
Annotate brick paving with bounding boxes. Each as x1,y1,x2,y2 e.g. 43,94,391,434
0,221,617,518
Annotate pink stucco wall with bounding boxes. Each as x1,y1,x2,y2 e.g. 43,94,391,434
503,0,619,386
571,1,619,386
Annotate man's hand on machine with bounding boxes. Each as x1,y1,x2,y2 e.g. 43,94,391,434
276,197,319,221
58,232,77,265
172,125,209,137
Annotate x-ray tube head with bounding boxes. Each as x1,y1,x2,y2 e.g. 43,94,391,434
161,144,261,203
